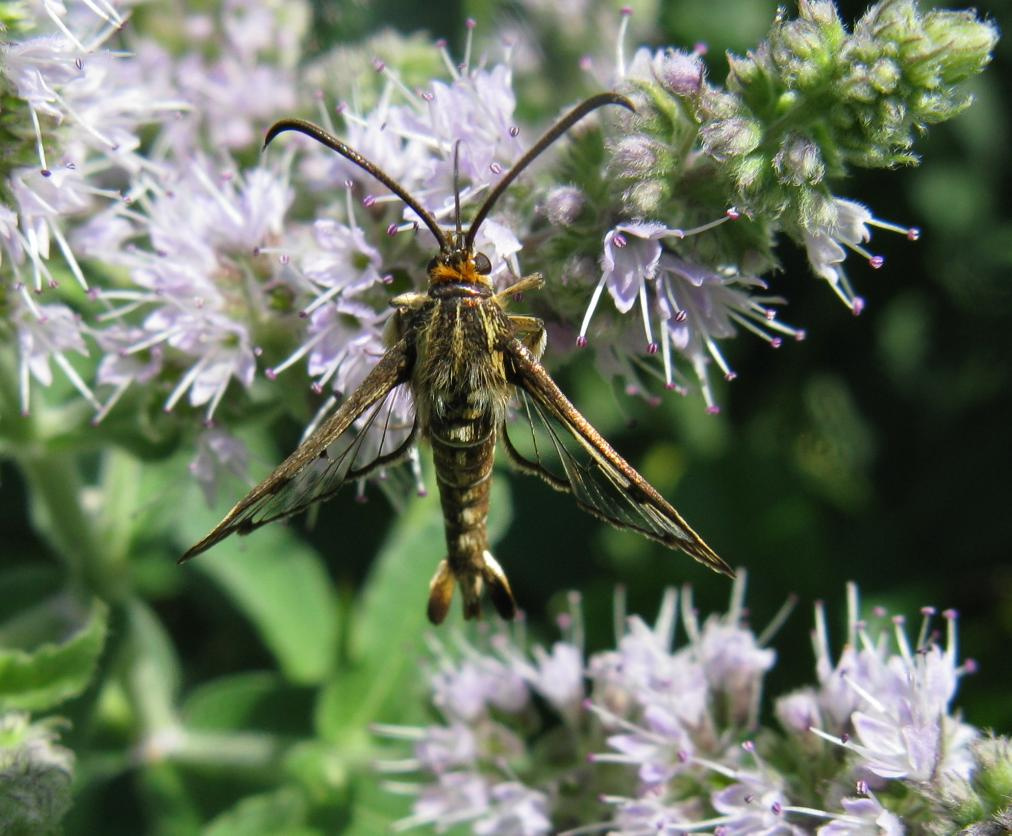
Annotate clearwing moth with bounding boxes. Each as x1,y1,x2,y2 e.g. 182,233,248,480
180,92,732,623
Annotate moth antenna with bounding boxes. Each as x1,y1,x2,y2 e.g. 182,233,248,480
453,140,463,244
264,118,449,251
464,92,635,249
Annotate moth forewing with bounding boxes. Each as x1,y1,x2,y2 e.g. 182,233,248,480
502,337,733,578
179,339,413,562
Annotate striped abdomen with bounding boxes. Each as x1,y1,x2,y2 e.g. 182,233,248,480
426,401,515,623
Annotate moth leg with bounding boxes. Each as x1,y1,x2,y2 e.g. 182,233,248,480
508,315,546,359
384,292,429,345
389,291,428,309
494,272,544,304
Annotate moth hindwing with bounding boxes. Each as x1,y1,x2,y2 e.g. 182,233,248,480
181,92,731,624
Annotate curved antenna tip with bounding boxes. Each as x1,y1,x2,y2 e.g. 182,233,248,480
464,91,635,249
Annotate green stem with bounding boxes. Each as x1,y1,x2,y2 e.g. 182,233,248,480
167,729,288,772
0,350,123,600
16,452,123,599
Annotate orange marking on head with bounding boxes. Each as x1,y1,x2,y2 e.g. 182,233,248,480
429,260,492,287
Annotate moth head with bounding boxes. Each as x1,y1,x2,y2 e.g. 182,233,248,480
263,93,634,283
426,249,494,286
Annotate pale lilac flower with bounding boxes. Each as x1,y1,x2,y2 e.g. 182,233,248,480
608,793,706,833
89,160,292,419
401,62,524,206
189,428,250,505
775,689,823,737
13,302,99,414
710,779,806,835
429,647,529,723
578,218,803,411
300,217,386,299
91,326,165,423
473,782,551,835
521,641,584,720
398,771,490,832
1,10,185,295
691,599,776,728
378,583,990,833
817,789,904,835
153,0,306,152
802,198,919,314
284,299,385,396
325,57,524,238
809,587,977,782
414,724,479,773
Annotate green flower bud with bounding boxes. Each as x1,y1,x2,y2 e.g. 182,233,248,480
727,51,762,90
698,88,743,121
700,116,762,161
623,179,669,215
924,11,999,84
732,153,767,191
869,57,901,94
776,19,825,63
0,714,73,835
611,135,673,177
798,0,841,30
972,736,1012,814
544,186,586,227
0,2,29,34
773,133,825,186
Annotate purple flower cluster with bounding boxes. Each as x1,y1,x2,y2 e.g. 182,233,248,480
0,1,525,492
2,0,960,504
376,578,980,833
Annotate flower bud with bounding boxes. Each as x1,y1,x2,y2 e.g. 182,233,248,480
732,153,766,191
869,57,901,94
777,19,825,62
924,11,999,84
775,689,822,735
611,134,670,176
544,186,585,227
727,51,762,89
798,0,841,29
624,179,668,215
700,116,762,161
773,133,825,186
0,714,73,834
653,48,705,97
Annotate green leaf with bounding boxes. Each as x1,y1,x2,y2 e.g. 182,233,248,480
203,787,315,836
179,486,339,684
315,480,512,741
121,598,181,732
182,671,313,736
0,598,108,712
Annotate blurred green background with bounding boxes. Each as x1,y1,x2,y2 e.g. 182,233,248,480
1,0,1009,831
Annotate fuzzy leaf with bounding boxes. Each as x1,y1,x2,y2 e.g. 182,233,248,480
0,598,108,712
204,787,316,836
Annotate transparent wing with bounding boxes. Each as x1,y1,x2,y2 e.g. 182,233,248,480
181,340,415,561
501,337,732,577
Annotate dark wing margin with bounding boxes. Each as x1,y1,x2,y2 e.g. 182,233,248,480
501,337,733,578
180,339,415,562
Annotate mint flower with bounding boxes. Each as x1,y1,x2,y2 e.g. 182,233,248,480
378,579,1002,833
808,590,977,782
802,197,919,313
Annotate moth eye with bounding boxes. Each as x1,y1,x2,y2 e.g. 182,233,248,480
426,256,438,273
473,252,492,275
